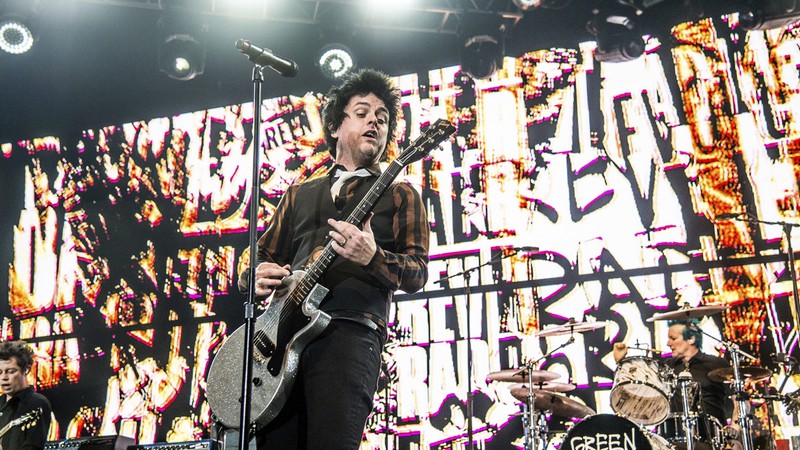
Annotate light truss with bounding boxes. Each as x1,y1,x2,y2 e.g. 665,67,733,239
70,0,524,34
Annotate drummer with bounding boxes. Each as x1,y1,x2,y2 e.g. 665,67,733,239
612,319,740,439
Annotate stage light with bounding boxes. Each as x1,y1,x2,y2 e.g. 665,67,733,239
458,15,505,80
512,0,573,10
157,16,207,81
317,43,356,81
0,0,39,55
740,0,800,30
587,0,645,62
0,15,35,54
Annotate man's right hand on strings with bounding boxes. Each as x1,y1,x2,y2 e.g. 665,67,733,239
252,262,291,298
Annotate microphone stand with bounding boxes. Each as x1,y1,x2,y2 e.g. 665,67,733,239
435,247,530,450
237,63,267,450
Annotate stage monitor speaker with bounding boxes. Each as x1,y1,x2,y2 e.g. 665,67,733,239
44,435,135,450
127,439,218,450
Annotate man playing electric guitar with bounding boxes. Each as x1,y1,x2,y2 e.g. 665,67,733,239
238,69,430,449
0,340,52,450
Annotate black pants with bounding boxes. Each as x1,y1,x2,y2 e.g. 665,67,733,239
256,319,385,450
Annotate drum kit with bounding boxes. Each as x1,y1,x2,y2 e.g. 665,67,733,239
487,305,784,450
487,318,603,450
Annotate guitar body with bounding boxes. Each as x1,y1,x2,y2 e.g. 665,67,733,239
207,270,330,429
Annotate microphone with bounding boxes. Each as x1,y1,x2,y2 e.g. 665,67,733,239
716,213,741,220
235,39,299,77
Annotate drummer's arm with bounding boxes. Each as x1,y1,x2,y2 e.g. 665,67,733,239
725,401,743,435
612,342,628,363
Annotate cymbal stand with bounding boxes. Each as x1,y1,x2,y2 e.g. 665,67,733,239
730,346,756,450
519,396,547,450
749,383,781,450
689,324,757,450
676,369,697,450
522,335,576,450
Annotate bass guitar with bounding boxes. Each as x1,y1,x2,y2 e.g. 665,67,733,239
207,118,456,430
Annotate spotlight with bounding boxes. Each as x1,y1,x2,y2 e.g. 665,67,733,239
740,0,800,30
0,15,35,54
157,15,207,81
587,0,645,62
0,0,39,55
512,0,573,10
458,15,505,80
317,43,356,81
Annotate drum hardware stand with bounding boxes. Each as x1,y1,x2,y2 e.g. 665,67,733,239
519,400,548,450
519,330,580,450
748,383,786,450
677,369,698,450
688,323,758,450
436,247,534,450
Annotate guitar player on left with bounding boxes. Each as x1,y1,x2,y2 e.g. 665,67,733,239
0,340,52,450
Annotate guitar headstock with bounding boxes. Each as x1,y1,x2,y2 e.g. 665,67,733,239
395,119,456,166
12,407,42,429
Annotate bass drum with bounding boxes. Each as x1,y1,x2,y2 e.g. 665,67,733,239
559,414,671,450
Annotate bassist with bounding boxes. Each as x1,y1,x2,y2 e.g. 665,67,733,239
0,340,51,450
237,68,430,449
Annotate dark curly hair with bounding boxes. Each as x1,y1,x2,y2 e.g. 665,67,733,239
0,340,34,372
321,68,401,159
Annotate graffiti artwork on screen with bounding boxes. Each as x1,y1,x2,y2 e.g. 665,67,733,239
0,13,798,448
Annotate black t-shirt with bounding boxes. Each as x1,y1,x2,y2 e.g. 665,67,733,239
0,387,52,450
665,352,731,424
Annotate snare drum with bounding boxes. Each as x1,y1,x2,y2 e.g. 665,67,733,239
610,356,672,426
559,414,671,450
658,413,724,450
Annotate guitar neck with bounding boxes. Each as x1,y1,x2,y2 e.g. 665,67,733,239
0,422,10,439
288,161,404,304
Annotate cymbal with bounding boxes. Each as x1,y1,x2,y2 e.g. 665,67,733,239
534,320,608,337
487,368,561,384
525,391,595,418
707,366,772,384
646,305,726,322
508,381,576,394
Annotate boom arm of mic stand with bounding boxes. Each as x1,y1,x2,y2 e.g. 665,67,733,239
434,248,523,286
529,335,576,368
689,324,758,361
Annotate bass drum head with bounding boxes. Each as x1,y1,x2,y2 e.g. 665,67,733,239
559,414,655,450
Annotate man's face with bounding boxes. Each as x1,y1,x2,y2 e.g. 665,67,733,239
0,357,28,397
331,93,390,168
667,324,697,360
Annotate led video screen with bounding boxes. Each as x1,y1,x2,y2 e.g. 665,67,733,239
1,14,799,449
